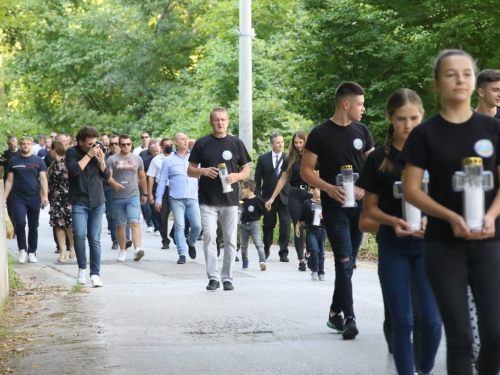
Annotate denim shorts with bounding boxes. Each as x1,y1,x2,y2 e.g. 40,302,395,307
113,196,141,226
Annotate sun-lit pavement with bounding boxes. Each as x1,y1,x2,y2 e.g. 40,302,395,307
6,208,447,374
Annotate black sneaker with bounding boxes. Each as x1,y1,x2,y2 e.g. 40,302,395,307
279,255,289,262
298,262,307,271
177,255,186,264
223,281,234,291
342,318,359,340
188,245,196,259
161,244,169,250
326,313,345,333
126,239,133,249
112,241,119,250
206,280,220,291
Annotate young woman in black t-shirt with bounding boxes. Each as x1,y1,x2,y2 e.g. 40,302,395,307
265,130,312,271
401,49,500,374
357,89,441,375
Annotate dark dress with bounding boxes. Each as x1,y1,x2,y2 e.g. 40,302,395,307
48,158,73,229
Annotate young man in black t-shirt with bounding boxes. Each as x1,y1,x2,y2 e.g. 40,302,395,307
301,82,375,339
4,136,49,264
476,69,500,120
188,107,251,291
0,135,21,236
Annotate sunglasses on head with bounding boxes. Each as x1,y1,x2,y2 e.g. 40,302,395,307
121,143,132,146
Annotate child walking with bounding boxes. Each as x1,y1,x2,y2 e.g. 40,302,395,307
296,186,327,281
240,179,267,270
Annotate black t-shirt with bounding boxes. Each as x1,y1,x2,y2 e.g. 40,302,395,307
241,196,267,222
356,145,403,218
1,149,20,180
298,199,324,229
400,112,500,242
189,134,251,206
7,154,47,198
305,119,375,207
283,155,308,187
496,108,500,120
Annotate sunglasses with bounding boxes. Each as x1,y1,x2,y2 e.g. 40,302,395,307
141,136,149,139
109,142,119,146
121,143,132,147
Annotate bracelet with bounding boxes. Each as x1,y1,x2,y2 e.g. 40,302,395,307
99,161,105,166
142,193,148,196
86,153,91,159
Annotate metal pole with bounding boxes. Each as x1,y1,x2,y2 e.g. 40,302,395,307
239,0,253,153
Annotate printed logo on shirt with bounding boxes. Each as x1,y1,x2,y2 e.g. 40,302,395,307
114,160,137,170
353,138,363,150
222,150,233,160
474,139,493,158
248,205,255,212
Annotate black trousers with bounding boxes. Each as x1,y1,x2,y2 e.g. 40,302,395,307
158,186,171,247
262,197,290,257
425,240,500,374
287,187,312,260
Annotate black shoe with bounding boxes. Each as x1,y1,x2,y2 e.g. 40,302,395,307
223,281,234,291
188,245,196,259
342,318,359,340
206,280,220,291
112,241,119,250
161,244,169,250
126,239,133,249
55,248,61,254
298,262,306,271
217,244,220,257
177,256,186,264
280,255,289,262
327,313,345,333
235,255,239,262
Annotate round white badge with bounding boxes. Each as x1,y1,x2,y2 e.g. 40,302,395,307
353,138,363,150
248,205,255,212
474,139,493,158
222,150,233,160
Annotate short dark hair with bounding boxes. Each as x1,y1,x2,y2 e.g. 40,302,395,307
241,178,256,192
161,138,171,145
269,133,283,144
76,126,99,142
119,134,132,143
335,82,365,106
477,69,500,90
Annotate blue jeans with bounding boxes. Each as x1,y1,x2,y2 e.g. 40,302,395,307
169,197,202,256
378,225,442,374
113,196,141,226
306,227,326,273
323,203,362,318
240,220,266,263
13,196,41,253
104,185,130,241
72,204,105,276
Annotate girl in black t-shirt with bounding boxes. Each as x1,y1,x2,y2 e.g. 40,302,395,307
357,89,442,375
265,130,312,271
401,49,500,374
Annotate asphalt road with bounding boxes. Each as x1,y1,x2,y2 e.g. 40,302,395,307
6,209,447,374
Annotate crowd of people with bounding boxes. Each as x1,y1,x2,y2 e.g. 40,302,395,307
2,49,500,374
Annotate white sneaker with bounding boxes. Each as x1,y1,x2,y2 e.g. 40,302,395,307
90,275,103,288
154,231,160,236
117,251,127,262
28,253,38,263
319,273,326,281
77,268,87,285
259,262,266,271
134,248,145,261
147,226,154,233
311,272,319,281
18,250,26,264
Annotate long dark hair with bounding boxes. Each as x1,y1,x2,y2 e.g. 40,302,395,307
286,130,307,177
379,89,424,173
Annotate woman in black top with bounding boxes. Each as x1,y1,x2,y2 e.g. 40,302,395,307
357,89,441,375
266,130,312,271
401,49,500,374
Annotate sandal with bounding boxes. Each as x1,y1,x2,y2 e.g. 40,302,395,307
69,249,76,260
57,253,67,262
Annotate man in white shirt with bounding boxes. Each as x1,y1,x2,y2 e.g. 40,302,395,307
133,131,151,155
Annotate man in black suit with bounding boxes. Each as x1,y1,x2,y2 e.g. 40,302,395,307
255,133,291,262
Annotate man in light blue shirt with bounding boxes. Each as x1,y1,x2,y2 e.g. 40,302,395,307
155,133,201,264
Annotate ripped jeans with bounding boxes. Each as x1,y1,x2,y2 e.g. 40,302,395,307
323,204,363,319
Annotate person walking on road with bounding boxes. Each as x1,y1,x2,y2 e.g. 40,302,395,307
106,134,148,263
188,107,251,291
